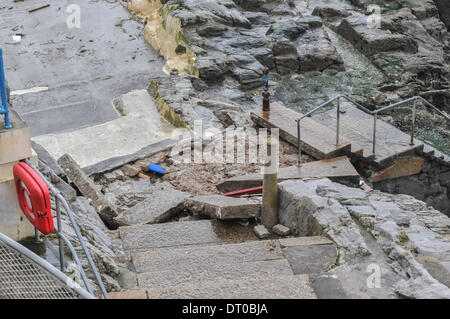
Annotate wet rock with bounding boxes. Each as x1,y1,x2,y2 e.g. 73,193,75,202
297,26,345,72
195,57,225,83
227,54,264,89
185,195,261,219
312,6,352,19
254,225,270,239
243,11,273,26
266,19,308,41
248,47,276,70
337,14,419,56
197,22,229,37
433,0,450,30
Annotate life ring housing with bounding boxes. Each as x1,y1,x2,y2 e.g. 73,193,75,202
13,162,54,235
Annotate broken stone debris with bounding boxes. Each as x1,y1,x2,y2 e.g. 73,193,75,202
254,225,270,239
57,153,123,229
184,195,260,220
272,224,290,237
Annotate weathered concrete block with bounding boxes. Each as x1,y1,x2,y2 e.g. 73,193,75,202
57,153,121,229
184,195,260,220
115,183,189,225
254,225,270,239
272,224,290,236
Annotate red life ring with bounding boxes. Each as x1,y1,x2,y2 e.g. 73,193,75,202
13,162,54,235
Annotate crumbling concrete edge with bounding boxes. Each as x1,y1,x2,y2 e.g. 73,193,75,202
84,138,179,176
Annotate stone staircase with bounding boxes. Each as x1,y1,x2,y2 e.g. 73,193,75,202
251,101,425,169
109,219,337,299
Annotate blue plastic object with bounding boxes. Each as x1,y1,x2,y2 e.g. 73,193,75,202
0,48,12,129
149,163,166,175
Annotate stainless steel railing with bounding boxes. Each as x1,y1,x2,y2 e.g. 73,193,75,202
295,95,450,166
0,232,95,299
24,160,109,299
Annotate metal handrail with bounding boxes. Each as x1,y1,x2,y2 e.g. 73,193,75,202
24,160,109,299
295,95,450,166
0,48,12,129
0,232,95,299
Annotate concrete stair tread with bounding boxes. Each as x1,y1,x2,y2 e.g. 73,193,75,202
311,101,425,166
217,156,360,192
136,258,295,289
251,102,352,160
119,220,221,252
132,239,283,273
145,274,316,299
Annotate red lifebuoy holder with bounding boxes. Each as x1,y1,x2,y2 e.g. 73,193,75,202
13,162,54,235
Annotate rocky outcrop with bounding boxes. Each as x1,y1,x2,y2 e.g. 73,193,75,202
434,0,450,30
278,178,450,298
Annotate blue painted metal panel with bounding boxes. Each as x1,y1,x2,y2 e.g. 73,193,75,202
0,48,12,129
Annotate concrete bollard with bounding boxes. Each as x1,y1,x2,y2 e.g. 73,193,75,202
261,137,278,229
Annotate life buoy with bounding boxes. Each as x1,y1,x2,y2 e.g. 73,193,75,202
13,162,54,235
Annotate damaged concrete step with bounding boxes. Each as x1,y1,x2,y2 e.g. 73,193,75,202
217,156,360,193
137,258,294,289
119,220,221,252
311,100,424,168
115,183,189,225
131,239,283,274
250,102,352,160
145,274,316,299
184,195,261,219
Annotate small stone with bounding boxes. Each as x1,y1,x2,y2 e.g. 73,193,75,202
272,224,290,237
122,164,139,177
104,172,116,182
254,225,270,239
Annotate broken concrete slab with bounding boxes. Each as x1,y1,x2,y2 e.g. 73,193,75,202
217,156,360,193
115,183,189,225
131,240,283,274
119,220,220,252
283,244,338,275
279,236,333,248
184,195,260,220
146,274,316,299
250,102,352,160
57,153,122,229
254,225,270,239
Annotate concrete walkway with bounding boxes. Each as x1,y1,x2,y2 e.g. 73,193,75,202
2,0,166,136
32,90,177,169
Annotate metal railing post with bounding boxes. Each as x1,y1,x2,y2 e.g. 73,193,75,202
55,198,65,272
0,48,12,129
297,119,302,167
410,98,416,145
336,96,340,146
372,113,377,155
